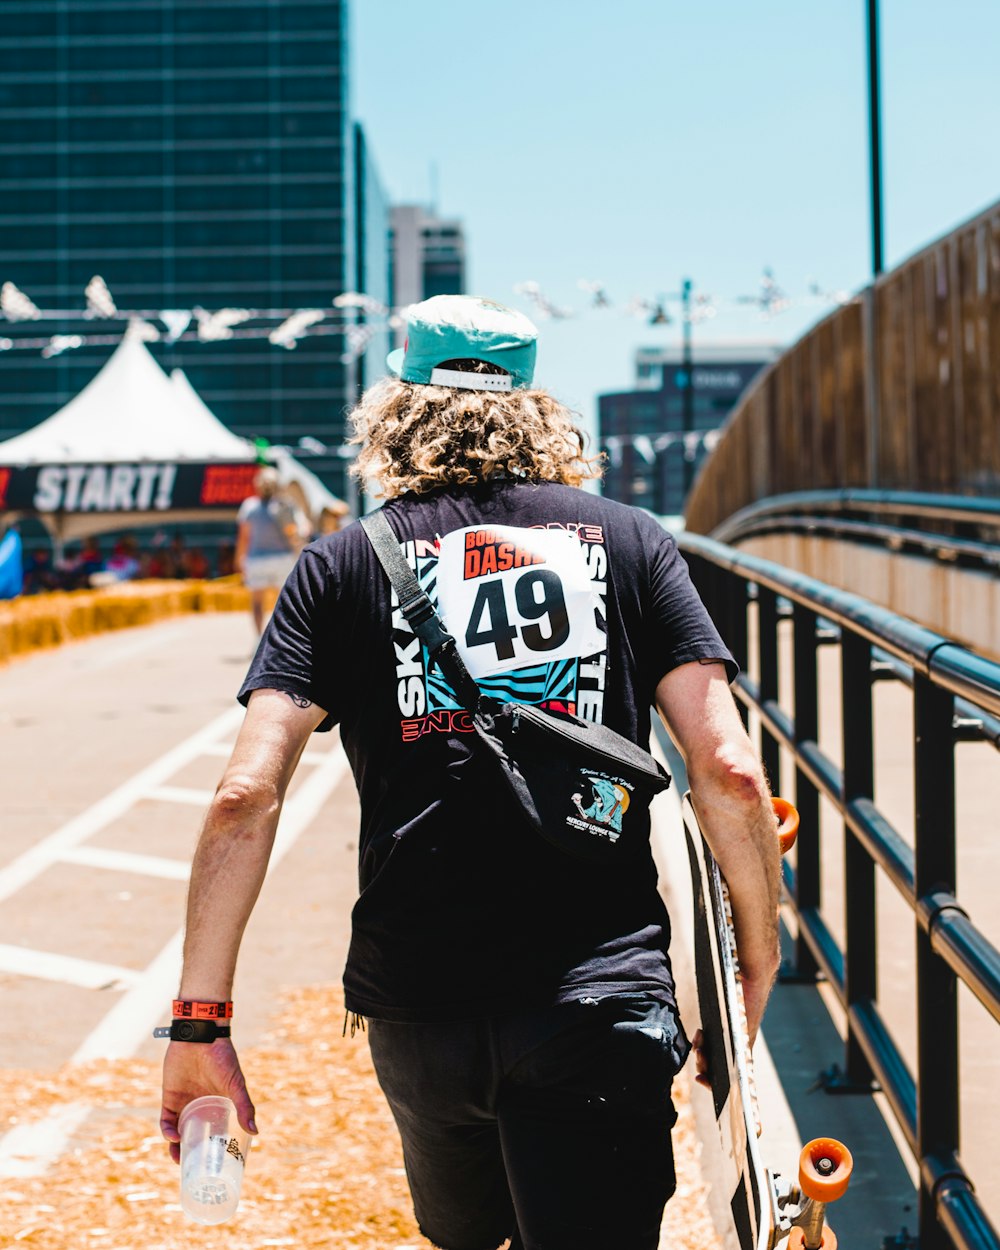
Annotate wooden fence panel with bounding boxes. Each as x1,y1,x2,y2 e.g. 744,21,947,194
685,198,1000,532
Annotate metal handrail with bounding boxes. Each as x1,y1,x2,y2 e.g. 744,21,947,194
679,530,1000,1250
711,489,1000,546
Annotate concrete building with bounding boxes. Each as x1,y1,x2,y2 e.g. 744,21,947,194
391,205,466,314
0,0,388,500
599,342,779,516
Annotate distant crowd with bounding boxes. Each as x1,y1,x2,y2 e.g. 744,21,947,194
21,533,237,594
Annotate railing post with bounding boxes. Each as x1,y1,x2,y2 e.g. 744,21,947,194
757,586,781,793
727,577,751,732
840,631,877,1087
914,674,959,1250
791,603,821,979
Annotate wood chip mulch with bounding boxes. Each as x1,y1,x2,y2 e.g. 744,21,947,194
1,985,720,1249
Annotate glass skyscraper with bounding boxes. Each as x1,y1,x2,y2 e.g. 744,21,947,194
0,0,385,501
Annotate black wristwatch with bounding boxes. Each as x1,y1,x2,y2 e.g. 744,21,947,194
153,1019,232,1043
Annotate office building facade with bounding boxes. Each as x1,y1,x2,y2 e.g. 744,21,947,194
390,205,466,316
599,343,778,516
0,0,386,501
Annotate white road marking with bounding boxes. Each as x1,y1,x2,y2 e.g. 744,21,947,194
0,1103,92,1178
200,742,237,758
0,705,244,905
0,736,350,1178
58,846,190,881
0,944,140,991
146,785,216,806
71,739,350,1065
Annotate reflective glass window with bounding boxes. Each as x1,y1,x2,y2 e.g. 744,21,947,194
172,76,270,105
281,144,339,174
67,149,165,177
280,216,337,245
69,11,164,36
174,40,270,71
3,118,59,141
174,183,270,211
278,39,339,66
68,114,165,142
174,112,269,142
68,80,167,107
278,181,340,210
175,147,272,177
69,44,165,71
0,48,58,72
175,7,269,35
279,110,340,139
0,82,58,108
278,5,343,34
0,153,58,179
278,72,341,103
69,186,165,212
3,12,60,37
2,188,59,214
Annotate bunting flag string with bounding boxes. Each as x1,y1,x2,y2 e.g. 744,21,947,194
0,265,853,360
0,277,399,360
601,429,723,468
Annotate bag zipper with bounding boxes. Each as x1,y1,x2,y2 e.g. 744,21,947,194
509,703,663,781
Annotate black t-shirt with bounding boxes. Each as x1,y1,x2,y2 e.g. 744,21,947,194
239,479,736,1022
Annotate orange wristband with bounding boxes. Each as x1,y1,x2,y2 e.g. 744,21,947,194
172,999,233,1020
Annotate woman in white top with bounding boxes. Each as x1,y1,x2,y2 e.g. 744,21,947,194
235,467,305,635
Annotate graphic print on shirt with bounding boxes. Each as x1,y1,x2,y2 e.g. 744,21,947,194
391,523,609,742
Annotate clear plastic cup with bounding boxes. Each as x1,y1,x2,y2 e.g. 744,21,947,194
178,1095,251,1224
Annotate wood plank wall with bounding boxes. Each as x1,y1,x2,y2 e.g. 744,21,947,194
684,200,1000,535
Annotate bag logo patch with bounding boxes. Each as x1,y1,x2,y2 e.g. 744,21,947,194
568,772,634,842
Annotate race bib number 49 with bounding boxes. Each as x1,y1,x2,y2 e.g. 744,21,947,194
436,525,605,679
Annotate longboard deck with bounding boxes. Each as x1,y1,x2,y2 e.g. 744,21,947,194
682,795,777,1250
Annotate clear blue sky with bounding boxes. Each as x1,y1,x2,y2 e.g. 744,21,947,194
354,1,1000,441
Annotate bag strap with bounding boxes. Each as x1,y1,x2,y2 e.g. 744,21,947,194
359,510,484,713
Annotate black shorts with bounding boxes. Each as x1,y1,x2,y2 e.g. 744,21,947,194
367,992,689,1250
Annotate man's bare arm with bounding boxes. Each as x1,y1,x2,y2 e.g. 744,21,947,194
655,661,781,1044
159,688,326,1160
179,688,325,998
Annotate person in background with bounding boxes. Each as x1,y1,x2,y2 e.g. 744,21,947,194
182,547,210,580
105,535,140,581
159,296,780,1250
234,466,306,635
22,546,58,594
216,542,236,578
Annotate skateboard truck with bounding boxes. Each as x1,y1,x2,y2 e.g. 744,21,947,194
772,1138,853,1250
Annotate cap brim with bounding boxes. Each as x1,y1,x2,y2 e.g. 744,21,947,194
385,347,405,376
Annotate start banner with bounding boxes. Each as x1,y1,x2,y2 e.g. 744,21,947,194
0,462,258,514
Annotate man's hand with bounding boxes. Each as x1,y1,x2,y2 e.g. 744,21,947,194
689,962,776,1091
690,1028,711,1089
160,1040,257,1164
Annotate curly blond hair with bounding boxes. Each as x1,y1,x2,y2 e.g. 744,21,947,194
349,376,603,498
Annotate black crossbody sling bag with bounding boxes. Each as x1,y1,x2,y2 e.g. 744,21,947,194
361,509,671,865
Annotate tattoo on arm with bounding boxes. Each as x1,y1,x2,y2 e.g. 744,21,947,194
285,692,313,709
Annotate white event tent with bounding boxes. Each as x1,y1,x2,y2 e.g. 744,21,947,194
0,329,347,549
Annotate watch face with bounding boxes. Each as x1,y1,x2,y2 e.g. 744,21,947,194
176,1021,199,1041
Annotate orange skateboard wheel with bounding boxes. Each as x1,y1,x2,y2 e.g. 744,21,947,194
789,1228,837,1250
773,796,800,854
799,1137,853,1202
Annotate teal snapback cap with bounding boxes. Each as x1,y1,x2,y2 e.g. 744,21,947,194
386,295,538,391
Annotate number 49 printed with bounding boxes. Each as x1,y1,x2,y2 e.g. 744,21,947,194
436,525,605,680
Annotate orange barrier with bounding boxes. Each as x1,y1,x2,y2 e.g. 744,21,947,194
0,578,263,667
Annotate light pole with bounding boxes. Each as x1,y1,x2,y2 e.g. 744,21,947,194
679,278,695,500
867,0,884,276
